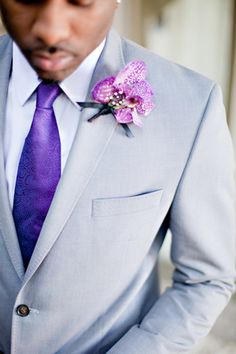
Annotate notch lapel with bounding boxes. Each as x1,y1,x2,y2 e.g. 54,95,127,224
0,36,25,280
23,31,126,283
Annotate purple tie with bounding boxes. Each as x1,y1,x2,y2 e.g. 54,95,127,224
13,82,62,268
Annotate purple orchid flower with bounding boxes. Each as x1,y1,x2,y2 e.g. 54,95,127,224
91,60,155,127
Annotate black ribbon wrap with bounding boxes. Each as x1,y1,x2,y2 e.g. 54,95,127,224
77,102,134,138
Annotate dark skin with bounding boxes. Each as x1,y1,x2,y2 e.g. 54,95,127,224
0,0,118,81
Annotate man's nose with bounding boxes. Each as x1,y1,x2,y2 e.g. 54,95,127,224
31,2,71,47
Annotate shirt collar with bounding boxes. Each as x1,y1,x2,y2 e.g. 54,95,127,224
12,39,106,106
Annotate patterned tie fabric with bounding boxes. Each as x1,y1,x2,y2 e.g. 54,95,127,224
13,82,62,269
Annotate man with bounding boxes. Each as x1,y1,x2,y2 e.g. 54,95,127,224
0,0,235,353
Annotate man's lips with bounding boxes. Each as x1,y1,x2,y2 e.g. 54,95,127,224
30,52,75,72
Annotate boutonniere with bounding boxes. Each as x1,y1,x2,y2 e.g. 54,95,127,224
78,60,155,137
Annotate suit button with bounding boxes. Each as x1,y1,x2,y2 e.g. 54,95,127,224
16,304,30,317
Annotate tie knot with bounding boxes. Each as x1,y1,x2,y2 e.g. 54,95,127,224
36,82,62,109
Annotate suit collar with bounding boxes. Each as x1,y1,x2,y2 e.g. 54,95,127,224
0,35,25,280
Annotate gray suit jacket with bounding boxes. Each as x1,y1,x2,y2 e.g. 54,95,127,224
0,30,235,354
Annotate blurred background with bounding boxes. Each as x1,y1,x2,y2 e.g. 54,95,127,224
0,1,236,352
114,1,236,353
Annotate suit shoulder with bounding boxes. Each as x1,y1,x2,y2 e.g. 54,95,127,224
121,36,215,102
118,35,222,139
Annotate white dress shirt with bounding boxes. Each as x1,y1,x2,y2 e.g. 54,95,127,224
4,41,105,209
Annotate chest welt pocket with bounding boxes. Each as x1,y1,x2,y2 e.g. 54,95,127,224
92,189,163,217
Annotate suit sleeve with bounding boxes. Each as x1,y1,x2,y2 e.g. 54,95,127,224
107,84,236,354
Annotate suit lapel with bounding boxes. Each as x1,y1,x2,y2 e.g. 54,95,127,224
23,31,126,283
0,36,25,280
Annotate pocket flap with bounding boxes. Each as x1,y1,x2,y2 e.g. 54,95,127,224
92,189,163,217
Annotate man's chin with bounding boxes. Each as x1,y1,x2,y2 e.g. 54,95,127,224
35,68,73,82
27,52,79,82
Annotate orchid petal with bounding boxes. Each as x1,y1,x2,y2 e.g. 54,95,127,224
132,110,143,127
92,76,116,103
126,80,153,99
114,60,147,87
114,108,133,124
137,99,155,115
